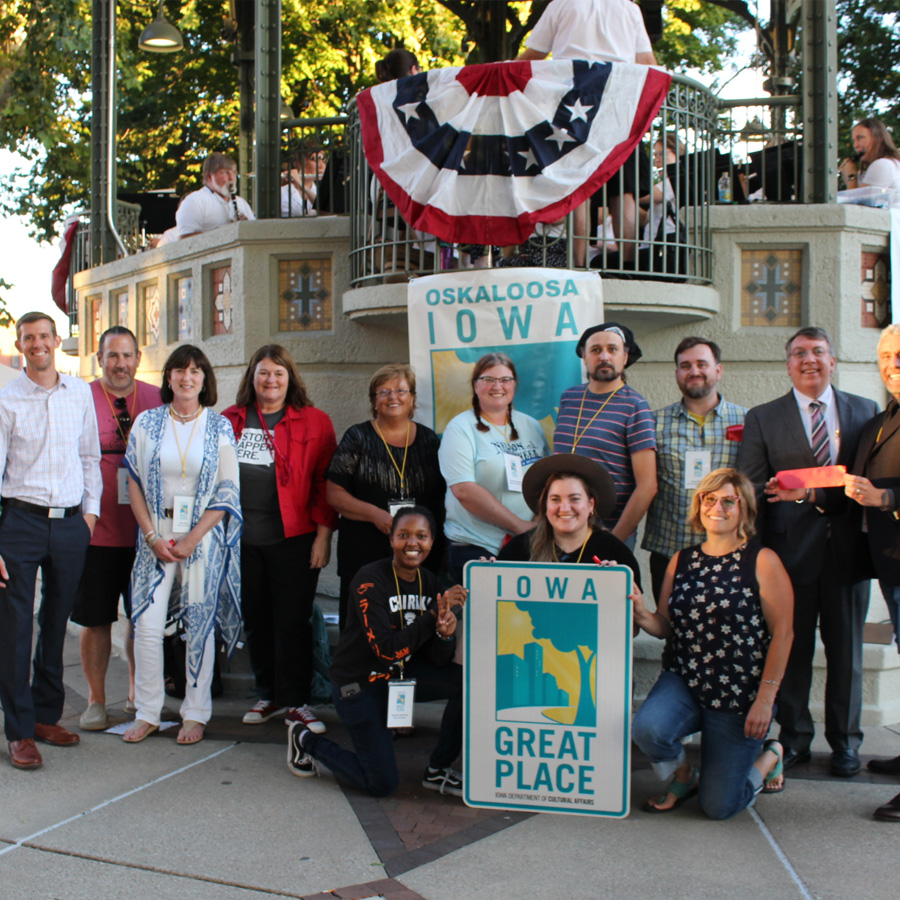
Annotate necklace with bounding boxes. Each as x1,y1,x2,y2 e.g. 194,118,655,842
170,406,202,423
169,405,202,487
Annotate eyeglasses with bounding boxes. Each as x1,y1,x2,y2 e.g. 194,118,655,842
375,388,411,399
700,493,740,511
476,376,516,386
114,396,132,436
789,347,830,360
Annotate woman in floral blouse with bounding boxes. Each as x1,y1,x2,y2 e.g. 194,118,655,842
631,467,794,818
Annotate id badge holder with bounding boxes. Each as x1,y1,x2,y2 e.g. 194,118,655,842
504,453,523,492
388,497,416,519
386,678,416,728
117,468,130,505
172,495,195,534
684,450,712,489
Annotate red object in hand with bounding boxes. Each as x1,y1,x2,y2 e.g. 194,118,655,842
725,424,744,442
776,465,847,489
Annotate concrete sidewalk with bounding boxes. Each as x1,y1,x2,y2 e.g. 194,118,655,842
1,631,899,900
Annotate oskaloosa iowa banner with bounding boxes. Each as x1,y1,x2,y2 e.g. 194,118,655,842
464,561,633,817
408,267,603,438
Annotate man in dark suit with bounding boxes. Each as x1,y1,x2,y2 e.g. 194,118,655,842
845,324,900,820
738,326,878,778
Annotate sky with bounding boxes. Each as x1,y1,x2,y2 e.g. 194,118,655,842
0,29,765,339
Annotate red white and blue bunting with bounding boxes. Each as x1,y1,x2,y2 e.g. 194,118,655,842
357,59,671,246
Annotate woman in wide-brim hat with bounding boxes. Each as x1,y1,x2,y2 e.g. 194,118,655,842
498,454,641,587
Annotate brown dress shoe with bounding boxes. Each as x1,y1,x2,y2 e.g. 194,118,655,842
34,722,80,746
9,738,43,770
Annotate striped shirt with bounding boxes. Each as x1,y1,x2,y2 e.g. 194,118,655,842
553,382,656,527
0,372,102,515
641,395,747,557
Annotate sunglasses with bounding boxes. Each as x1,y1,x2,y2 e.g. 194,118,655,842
699,493,740,511
114,396,132,436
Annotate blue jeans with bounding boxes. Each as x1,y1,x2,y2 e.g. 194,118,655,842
447,541,491,586
878,581,900,656
632,671,766,820
305,659,462,797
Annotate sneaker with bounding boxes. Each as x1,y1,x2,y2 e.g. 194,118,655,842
422,766,463,797
242,700,287,725
79,702,109,732
287,721,317,777
285,705,326,734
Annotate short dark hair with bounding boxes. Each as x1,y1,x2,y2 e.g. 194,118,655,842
202,152,237,181
98,325,138,355
784,327,833,359
375,48,420,83
160,344,217,407
674,336,721,364
235,344,312,409
16,311,57,339
390,504,437,537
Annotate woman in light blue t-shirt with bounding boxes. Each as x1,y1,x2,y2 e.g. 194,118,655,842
438,353,549,582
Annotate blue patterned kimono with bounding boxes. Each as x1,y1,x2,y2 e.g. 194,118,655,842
125,405,242,684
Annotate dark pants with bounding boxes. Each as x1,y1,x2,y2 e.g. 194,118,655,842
777,552,870,754
446,541,491,586
0,506,91,740
305,659,463,797
241,533,319,707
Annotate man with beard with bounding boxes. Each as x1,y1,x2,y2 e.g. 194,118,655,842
158,153,255,244
553,322,656,544
72,327,161,731
641,337,746,600
738,326,877,778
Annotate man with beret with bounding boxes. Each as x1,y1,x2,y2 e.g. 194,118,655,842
553,322,657,544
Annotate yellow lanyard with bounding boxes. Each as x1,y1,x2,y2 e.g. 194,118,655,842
572,385,621,451
391,563,424,676
100,382,136,446
374,420,410,495
553,531,591,563
487,416,510,444
169,406,201,483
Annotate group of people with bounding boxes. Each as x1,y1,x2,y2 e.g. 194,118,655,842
2,308,899,823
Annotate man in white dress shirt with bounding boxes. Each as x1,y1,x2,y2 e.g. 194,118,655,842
0,312,101,770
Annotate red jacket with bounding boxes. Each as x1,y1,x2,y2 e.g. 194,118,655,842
223,403,338,538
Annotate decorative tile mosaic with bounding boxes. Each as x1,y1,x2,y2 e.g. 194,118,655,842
860,249,891,329
741,248,802,327
211,266,233,336
278,258,332,332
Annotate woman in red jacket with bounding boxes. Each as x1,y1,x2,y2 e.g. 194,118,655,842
223,345,338,732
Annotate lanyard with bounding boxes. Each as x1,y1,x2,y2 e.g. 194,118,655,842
374,420,410,496
553,532,591,563
255,404,291,485
169,406,201,485
100,382,136,447
571,385,621,451
487,416,510,444
391,563,423,678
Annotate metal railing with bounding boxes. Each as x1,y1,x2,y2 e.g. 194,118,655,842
279,116,350,217
346,73,729,287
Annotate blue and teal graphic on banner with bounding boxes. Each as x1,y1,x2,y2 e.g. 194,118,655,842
496,600,597,728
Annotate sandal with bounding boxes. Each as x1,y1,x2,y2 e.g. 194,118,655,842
123,720,159,743
176,720,205,745
643,766,699,813
762,739,785,794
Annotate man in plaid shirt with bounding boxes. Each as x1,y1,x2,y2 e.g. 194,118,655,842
641,337,746,600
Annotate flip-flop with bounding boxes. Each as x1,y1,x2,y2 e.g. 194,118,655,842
123,720,159,743
643,766,699,813
177,720,205,745
762,739,785,794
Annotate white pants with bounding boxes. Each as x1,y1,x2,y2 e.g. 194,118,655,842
133,525,216,726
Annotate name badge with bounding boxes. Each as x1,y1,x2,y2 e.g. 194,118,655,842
117,467,130,505
388,497,416,519
685,450,712,489
386,678,416,728
172,494,195,534
504,453,524,492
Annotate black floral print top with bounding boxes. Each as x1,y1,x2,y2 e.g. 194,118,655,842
665,542,769,715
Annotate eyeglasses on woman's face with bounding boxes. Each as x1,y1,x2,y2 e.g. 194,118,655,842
475,376,516,386
699,492,740,511
374,388,411,399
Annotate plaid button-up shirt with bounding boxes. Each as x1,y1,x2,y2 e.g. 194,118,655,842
641,395,746,558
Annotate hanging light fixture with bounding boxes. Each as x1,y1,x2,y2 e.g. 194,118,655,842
139,0,184,53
